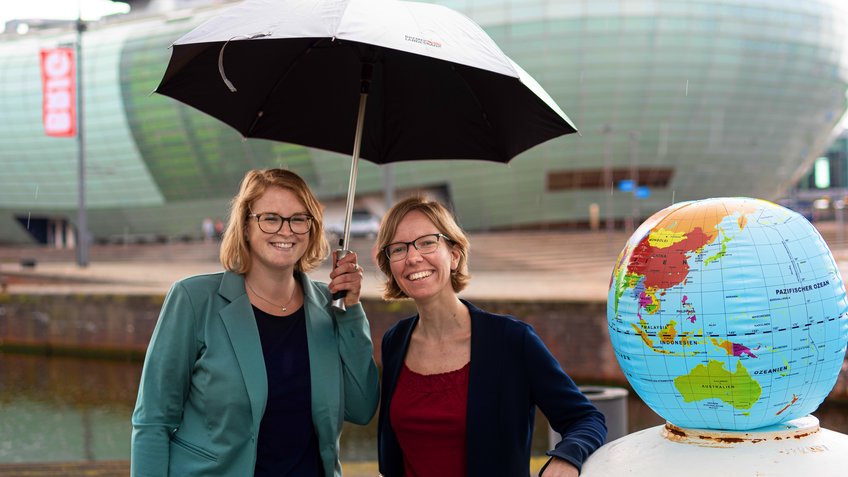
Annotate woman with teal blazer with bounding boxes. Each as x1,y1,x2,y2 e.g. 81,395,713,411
131,169,380,477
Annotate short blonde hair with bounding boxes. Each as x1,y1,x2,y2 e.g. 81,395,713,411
376,196,470,300
220,169,329,274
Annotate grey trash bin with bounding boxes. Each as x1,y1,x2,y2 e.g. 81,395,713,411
549,386,628,447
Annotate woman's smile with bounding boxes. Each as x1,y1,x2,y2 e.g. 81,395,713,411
406,270,433,281
269,240,295,250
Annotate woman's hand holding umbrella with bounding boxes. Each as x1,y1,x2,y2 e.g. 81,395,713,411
328,250,364,308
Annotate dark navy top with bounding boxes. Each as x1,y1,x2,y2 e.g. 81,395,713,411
253,305,323,477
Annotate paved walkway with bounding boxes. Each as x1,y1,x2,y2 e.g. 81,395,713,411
3,222,848,302
0,223,848,301
0,229,628,302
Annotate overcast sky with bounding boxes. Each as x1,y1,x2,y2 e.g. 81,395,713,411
1,0,131,32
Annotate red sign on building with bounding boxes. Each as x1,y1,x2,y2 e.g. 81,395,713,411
40,48,76,137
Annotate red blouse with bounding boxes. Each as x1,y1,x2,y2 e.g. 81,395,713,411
389,362,470,477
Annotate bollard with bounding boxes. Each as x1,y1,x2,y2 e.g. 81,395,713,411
549,386,629,447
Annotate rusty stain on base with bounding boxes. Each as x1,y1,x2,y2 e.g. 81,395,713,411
662,417,821,448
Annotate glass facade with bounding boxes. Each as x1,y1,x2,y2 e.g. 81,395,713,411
789,131,848,219
0,0,846,243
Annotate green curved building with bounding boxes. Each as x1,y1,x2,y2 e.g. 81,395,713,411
1,0,847,244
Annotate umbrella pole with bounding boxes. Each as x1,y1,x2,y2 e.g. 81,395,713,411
339,93,368,254
332,64,372,312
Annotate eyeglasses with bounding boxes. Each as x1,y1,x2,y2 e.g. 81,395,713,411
248,212,313,234
383,233,452,262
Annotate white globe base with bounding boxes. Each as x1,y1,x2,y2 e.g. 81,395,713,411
581,415,848,476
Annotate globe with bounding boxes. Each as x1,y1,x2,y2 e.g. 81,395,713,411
608,197,848,430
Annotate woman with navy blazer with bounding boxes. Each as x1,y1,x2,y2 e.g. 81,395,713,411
375,197,606,477
131,169,379,477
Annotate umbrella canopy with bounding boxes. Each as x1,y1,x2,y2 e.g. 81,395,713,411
156,0,578,309
157,0,577,164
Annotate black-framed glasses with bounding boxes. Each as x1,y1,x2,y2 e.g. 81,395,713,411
384,233,452,262
248,212,313,234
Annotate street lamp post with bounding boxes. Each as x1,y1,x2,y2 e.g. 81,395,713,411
75,14,88,267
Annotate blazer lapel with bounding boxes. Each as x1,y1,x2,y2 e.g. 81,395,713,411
218,271,268,428
299,274,341,437
385,316,417,405
465,301,505,475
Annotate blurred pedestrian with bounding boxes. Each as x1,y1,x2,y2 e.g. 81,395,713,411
214,217,225,240
131,168,379,477
375,196,606,477
202,217,214,243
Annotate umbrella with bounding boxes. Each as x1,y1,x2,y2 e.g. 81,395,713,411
156,0,578,310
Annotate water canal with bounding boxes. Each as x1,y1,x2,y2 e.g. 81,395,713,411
1,353,846,464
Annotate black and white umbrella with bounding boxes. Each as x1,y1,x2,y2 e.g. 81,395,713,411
157,0,577,308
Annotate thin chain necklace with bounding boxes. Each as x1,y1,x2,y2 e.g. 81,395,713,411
246,279,297,313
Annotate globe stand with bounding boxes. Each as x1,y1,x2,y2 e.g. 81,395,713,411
663,415,820,445
581,415,848,476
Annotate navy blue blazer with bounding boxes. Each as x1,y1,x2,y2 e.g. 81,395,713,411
378,300,606,477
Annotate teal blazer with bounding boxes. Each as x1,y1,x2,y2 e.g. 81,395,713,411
131,271,379,477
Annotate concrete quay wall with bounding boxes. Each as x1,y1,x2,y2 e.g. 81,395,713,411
0,293,846,401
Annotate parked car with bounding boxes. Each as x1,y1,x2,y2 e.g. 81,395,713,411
326,210,381,239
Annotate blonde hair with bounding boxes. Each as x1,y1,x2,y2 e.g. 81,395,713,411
376,196,470,300
220,169,329,274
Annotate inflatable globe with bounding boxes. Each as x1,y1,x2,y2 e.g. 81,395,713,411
608,197,848,430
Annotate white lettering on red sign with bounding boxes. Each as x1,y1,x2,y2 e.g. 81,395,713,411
40,48,76,137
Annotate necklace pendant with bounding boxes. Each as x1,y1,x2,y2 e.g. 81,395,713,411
281,305,287,312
